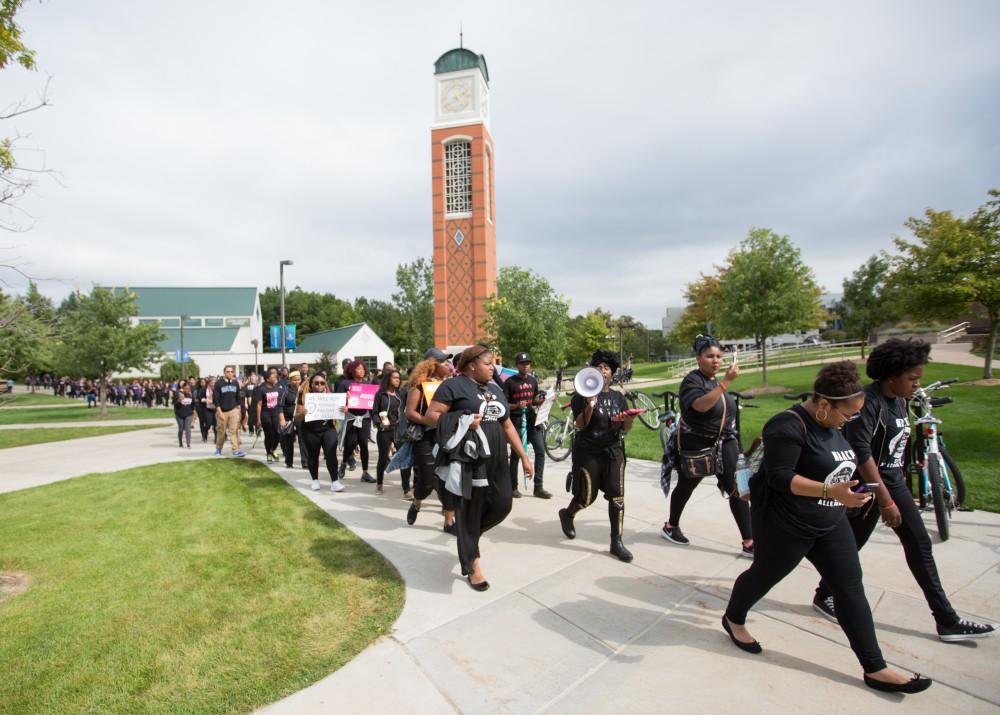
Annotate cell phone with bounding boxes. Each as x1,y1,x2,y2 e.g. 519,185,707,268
622,408,645,416
852,482,881,493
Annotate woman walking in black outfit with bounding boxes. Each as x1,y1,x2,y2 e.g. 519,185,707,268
724,361,931,694
811,339,996,641
373,368,410,496
427,344,533,590
405,349,457,531
278,371,301,468
557,349,638,563
193,378,209,442
337,360,375,483
661,335,752,556
257,368,283,463
294,373,343,493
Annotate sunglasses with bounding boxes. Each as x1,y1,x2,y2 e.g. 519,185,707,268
311,380,327,387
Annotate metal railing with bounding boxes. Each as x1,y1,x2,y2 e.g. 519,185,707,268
668,340,865,378
937,322,970,344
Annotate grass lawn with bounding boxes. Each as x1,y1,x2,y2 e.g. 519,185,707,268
0,460,404,714
0,406,172,425
0,424,164,450
0,393,83,407
617,361,999,512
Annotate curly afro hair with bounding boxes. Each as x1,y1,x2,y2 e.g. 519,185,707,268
866,338,931,381
590,349,621,373
813,360,863,402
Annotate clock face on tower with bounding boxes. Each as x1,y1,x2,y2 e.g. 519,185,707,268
441,78,474,113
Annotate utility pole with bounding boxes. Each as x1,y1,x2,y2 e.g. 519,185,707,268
279,260,294,368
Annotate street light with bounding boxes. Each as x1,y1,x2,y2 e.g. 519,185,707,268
179,314,190,382
251,338,259,373
279,260,294,368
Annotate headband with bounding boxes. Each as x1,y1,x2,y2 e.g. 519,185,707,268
813,390,864,400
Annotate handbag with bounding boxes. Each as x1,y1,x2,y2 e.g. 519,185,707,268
395,389,425,443
676,398,726,479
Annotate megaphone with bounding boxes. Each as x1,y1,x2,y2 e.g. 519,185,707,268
574,367,605,398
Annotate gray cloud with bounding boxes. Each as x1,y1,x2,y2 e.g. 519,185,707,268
5,0,999,326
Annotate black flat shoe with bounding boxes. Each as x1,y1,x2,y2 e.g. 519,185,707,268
406,503,419,525
863,674,932,694
443,522,456,535
558,508,576,540
722,615,762,654
467,575,490,592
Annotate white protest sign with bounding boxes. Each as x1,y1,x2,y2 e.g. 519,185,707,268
304,392,347,421
534,388,557,424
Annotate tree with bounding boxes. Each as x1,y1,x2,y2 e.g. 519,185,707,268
710,228,822,386
0,288,53,381
160,358,200,382
669,273,722,351
392,257,434,354
889,190,1000,378
259,287,359,339
56,288,164,415
354,296,407,353
481,266,570,369
565,309,614,367
840,252,894,358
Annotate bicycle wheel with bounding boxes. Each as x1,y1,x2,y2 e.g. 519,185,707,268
940,445,967,508
544,417,573,462
627,391,660,430
927,456,950,542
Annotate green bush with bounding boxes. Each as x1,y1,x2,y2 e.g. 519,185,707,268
159,358,200,382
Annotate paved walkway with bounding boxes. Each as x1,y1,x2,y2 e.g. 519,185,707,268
3,422,998,713
0,419,173,430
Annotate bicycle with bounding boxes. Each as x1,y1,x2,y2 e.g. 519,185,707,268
543,396,576,462
907,379,967,541
622,389,660,430
653,390,680,452
729,391,758,453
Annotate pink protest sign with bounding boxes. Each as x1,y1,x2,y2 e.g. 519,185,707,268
347,382,379,410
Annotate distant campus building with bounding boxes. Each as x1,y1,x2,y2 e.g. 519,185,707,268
115,287,392,377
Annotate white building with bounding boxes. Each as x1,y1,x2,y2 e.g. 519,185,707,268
661,306,686,336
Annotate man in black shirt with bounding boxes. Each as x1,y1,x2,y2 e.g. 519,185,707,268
503,352,551,499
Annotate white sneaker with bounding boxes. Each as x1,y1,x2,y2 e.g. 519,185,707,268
330,480,345,493
310,481,321,492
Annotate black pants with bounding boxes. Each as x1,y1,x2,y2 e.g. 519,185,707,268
296,424,309,468
668,437,752,541
456,466,513,572
199,408,215,441
342,418,371,472
412,434,453,509
303,426,339,483
508,421,545,490
564,442,627,540
727,515,887,673
260,411,281,455
279,420,296,468
376,429,411,490
816,473,959,626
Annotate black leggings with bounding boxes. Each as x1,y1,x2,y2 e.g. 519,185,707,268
199,408,216,441
456,477,513,573
726,514,886,673
412,434,453,510
279,419,296,467
260,411,281,455
816,473,959,627
376,429,411,490
303,426,339,483
342,418,371,472
668,437,752,541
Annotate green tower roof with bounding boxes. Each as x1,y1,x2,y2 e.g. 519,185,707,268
434,48,489,84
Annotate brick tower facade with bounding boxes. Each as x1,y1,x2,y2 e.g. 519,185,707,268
430,47,496,353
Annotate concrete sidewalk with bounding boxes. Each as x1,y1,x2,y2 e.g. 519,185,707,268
2,425,998,714
0,419,173,430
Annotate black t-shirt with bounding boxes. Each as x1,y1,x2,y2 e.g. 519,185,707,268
173,393,194,418
433,374,510,426
843,382,909,481
571,390,627,450
762,405,857,539
503,374,540,428
680,369,736,441
259,384,281,414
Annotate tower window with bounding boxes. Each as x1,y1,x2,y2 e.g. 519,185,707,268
444,141,472,215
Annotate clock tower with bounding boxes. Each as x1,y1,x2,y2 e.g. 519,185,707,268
430,46,496,353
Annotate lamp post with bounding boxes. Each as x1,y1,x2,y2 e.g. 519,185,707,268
179,314,189,382
279,260,294,368
251,338,259,373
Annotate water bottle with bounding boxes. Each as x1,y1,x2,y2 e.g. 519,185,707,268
735,453,752,501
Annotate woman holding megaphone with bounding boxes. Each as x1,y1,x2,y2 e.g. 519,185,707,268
558,349,637,562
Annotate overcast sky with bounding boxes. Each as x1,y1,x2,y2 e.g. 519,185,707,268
4,0,999,327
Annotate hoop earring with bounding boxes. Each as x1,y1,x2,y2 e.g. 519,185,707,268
816,408,829,424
